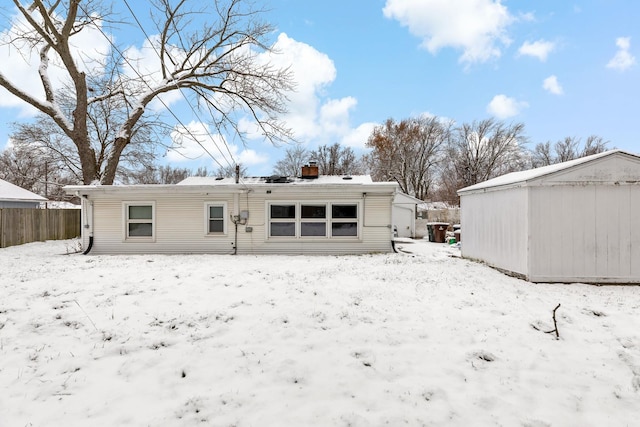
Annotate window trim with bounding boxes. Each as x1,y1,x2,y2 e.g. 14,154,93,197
123,201,156,242
204,202,228,236
266,201,360,240
268,203,297,237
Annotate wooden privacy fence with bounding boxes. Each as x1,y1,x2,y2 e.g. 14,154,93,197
0,208,81,249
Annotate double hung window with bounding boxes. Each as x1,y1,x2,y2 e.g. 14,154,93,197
205,203,227,235
124,202,155,240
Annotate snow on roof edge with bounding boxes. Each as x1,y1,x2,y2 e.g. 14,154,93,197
457,149,638,194
0,179,48,202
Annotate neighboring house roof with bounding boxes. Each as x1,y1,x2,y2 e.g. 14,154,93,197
457,149,640,194
45,201,81,209
417,201,456,211
0,179,48,203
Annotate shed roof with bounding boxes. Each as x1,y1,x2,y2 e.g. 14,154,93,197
0,179,47,202
457,149,640,194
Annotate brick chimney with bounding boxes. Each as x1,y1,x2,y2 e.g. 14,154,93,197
301,161,319,179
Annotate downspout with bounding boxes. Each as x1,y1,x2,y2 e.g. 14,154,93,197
232,192,240,255
82,195,94,255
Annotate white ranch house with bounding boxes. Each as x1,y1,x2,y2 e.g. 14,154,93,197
458,150,640,284
64,174,400,255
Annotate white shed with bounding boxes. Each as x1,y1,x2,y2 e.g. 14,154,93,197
392,192,421,238
64,175,399,255
457,150,640,284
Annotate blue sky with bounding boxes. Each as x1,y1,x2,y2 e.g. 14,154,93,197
1,0,639,177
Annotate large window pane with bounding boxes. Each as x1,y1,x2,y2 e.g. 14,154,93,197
209,220,224,233
129,222,152,237
301,222,326,236
301,205,326,218
271,205,295,219
332,204,357,219
209,206,223,218
129,205,152,219
270,222,296,236
331,222,357,236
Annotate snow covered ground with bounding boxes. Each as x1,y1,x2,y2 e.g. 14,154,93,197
1,239,639,426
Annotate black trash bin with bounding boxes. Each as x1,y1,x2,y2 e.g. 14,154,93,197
426,223,435,242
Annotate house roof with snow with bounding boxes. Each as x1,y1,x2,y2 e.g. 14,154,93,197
64,175,398,195
457,149,640,194
0,178,47,203
178,175,374,186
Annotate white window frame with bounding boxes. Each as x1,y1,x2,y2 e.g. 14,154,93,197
123,201,156,242
329,203,359,238
204,202,228,236
266,201,360,240
300,203,328,238
268,203,297,238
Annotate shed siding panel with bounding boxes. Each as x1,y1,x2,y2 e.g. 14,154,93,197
542,155,640,183
529,184,638,282
632,188,640,277
460,187,528,275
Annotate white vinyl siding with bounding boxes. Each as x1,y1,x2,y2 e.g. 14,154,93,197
123,202,155,242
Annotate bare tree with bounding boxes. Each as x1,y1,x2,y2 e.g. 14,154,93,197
273,145,310,176
437,118,527,204
312,143,366,176
0,0,294,184
9,85,166,183
366,116,450,200
215,163,247,179
0,141,75,200
126,165,190,184
530,136,611,167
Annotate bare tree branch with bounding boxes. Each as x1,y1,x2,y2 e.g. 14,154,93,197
0,0,294,184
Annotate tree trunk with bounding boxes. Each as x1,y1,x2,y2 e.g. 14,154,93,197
101,137,129,185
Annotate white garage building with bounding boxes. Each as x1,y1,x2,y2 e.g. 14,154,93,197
457,150,640,283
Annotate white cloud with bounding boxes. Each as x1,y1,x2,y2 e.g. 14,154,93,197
167,121,234,165
236,148,269,167
256,33,337,140
383,0,513,64
167,121,268,170
340,122,378,149
0,11,111,113
542,75,563,95
319,97,358,135
518,39,555,61
122,36,184,110
486,94,528,118
254,33,364,148
606,37,636,71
